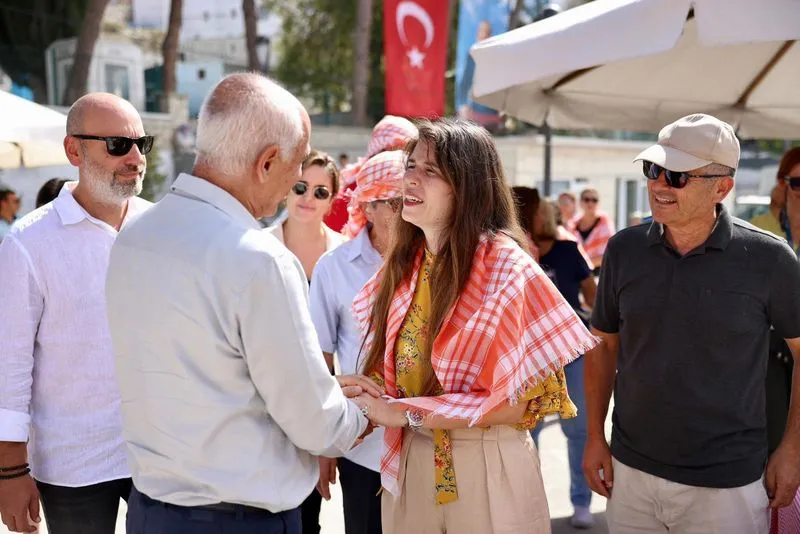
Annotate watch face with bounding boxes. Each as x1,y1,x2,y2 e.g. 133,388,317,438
408,410,424,426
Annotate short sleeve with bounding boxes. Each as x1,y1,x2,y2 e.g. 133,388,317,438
591,237,619,333
570,241,593,282
768,242,800,340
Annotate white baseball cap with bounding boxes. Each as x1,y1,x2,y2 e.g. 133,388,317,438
634,114,740,172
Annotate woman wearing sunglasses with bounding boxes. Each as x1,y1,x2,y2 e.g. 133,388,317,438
269,151,346,282
569,188,615,272
350,118,596,533
326,115,417,234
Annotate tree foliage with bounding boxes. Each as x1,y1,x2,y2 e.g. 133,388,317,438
142,148,167,202
0,1,91,102
265,0,459,123
265,0,359,115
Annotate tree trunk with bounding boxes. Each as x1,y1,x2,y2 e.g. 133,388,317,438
162,0,183,98
351,0,374,126
243,0,261,72
62,0,109,106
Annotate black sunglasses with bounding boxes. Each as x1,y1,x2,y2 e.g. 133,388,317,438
784,176,800,191
73,135,154,157
643,161,731,189
581,197,598,203
292,181,331,200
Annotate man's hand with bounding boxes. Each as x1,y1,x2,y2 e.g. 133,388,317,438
583,434,614,498
316,457,338,501
766,441,800,508
336,375,383,399
0,474,40,533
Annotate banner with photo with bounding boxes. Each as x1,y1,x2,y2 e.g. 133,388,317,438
455,0,512,130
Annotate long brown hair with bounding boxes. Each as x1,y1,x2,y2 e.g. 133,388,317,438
360,118,527,395
511,186,541,239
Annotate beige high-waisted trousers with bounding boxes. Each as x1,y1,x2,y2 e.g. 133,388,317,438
381,425,551,534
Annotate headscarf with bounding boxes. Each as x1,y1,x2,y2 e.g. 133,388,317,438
340,115,417,187
342,150,405,239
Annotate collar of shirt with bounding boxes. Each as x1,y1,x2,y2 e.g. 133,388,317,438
647,203,732,253
53,180,149,234
170,173,261,231
348,226,381,265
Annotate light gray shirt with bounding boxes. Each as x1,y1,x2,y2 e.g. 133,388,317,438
106,173,367,510
309,227,384,472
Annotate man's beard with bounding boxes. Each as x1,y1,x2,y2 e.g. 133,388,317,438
82,157,145,205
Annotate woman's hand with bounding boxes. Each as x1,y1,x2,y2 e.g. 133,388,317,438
352,395,407,428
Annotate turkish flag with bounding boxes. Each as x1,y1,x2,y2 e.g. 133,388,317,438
384,0,450,118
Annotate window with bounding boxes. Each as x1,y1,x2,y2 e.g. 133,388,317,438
231,8,237,18
198,68,206,80
202,11,210,21
104,64,130,101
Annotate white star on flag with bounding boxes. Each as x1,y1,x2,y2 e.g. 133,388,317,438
407,46,426,69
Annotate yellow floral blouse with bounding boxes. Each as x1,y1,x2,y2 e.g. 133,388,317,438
393,249,576,504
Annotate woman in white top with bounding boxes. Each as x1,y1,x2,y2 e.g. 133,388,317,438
269,150,346,282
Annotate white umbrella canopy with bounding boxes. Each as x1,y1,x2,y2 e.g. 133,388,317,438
0,89,69,169
470,0,800,138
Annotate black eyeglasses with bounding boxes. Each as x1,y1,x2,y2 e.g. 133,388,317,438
784,176,800,191
643,161,731,189
72,135,154,157
292,181,331,200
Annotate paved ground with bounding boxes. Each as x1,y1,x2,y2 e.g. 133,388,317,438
2,415,611,534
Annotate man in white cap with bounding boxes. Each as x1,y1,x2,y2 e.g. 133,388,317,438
583,113,800,533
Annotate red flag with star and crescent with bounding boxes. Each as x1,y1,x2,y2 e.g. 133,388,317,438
384,0,451,118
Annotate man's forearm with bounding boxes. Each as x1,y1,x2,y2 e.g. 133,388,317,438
584,338,617,439
0,441,27,468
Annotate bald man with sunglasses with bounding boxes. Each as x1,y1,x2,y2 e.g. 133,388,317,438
584,114,800,534
0,92,152,533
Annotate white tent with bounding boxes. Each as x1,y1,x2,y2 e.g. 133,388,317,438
0,90,69,169
470,0,800,138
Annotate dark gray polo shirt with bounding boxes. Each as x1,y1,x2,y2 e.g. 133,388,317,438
592,204,800,488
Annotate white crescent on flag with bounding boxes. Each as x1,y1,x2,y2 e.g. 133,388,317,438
396,1,435,48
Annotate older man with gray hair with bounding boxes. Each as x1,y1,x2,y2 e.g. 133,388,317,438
106,73,381,534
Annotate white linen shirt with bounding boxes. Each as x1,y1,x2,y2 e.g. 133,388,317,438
106,173,367,511
309,227,384,472
0,181,150,486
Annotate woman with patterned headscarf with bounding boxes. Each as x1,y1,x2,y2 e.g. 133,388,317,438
324,116,417,232
308,151,405,534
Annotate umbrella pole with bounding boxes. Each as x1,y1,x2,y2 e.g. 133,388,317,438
543,122,552,196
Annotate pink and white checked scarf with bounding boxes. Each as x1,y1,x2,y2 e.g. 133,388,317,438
352,234,598,497
771,490,800,534
343,151,405,239
569,212,615,265
340,115,417,187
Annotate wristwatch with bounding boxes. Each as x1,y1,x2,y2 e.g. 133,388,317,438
404,409,424,432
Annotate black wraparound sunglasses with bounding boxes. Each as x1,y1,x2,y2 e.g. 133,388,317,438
783,176,800,191
292,181,331,200
72,135,154,157
643,161,731,189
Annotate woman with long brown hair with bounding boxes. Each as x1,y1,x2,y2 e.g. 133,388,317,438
350,118,596,533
